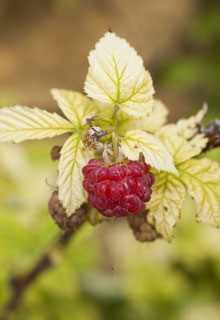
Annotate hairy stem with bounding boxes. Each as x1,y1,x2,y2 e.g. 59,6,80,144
0,203,89,320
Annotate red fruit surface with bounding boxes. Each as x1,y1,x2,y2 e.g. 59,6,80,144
82,157,155,218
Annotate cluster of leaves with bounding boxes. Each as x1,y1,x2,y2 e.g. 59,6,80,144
149,107,220,239
0,32,219,241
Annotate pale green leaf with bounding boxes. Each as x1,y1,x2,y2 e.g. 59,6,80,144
148,172,186,240
177,105,207,138
0,106,73,143
157,125,208,165
157,107,208,165
117,99,168,135
51,89,98,127
84,32,154,118
121,130,178,174
178,158,220,227
57,134,93,216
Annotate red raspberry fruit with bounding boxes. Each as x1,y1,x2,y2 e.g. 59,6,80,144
82,158,155,218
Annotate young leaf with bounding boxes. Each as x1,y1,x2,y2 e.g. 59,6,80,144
51,89,98,128
148,172,186,240
178,158,220,227
157,107,208,165
57,134,93,216
0,106,74,143
117,99,168,135
121,130,178,174
157,124,208,165
138,99,168,133
84,32,154,118
177,105,207,137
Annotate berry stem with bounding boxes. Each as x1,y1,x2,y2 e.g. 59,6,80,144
110,105,120,162
112,131,119,161
112,104,119,119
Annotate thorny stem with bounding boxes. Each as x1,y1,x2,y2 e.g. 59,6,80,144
0,203,89,320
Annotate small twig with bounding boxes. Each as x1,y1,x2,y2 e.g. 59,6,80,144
0,196,89,320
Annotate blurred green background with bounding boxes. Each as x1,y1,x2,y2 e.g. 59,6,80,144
0,0,220,319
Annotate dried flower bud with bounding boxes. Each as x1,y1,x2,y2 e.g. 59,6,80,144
82,126,106,150
199,119,220,151
127,211,161,242
50,145,62,161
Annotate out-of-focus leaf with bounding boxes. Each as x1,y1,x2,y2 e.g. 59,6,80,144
178,158,220,227
157,107,208,165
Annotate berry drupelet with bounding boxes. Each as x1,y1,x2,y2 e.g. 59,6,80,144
82,157,155,218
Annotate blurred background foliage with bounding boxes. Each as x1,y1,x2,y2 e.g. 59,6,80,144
0,0,220,319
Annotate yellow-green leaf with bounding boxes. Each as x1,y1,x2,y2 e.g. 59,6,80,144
177,105,207,137
117,99,168,135
0,106,73,143
84,32,154,118
121,130,178,174
51,89,98,127
57,134,93,216
157,125,208,165
178,158,220,227
157,107,208,165
148,172,186,240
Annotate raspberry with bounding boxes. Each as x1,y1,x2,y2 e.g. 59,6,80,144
82,157,155,218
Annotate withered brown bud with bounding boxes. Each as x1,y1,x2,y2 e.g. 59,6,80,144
127,211,161,242
199,119,220,151
48,191,88,230
82,131,98,150
50,145,62,161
